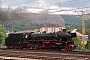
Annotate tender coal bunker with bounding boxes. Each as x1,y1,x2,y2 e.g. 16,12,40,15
5,33,23,45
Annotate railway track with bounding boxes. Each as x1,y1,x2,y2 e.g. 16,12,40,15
0,48,89,60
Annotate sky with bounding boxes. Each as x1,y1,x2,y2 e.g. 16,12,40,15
1,0,90,14
1,0,90,8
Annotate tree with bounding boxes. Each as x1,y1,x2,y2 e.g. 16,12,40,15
66,26,71,30
0,24,7,46
72,37,84,50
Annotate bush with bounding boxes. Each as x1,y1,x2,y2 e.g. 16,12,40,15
85,41,90,50
72,37,85,50
0,24,7,46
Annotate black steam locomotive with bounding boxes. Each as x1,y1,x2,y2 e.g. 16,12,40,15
5,29,77,51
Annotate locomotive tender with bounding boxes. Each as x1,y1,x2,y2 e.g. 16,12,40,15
5,29,77,51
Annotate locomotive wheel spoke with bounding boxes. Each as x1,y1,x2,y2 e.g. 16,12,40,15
65,46,69,51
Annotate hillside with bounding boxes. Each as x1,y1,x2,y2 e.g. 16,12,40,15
61,14,90,29
3,14,90,32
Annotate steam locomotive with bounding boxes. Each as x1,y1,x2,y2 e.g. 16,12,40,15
5,29,77,51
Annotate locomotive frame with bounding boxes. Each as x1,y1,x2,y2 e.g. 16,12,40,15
5,30,77,51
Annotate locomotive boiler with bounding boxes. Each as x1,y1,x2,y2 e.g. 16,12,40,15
5,29,77,51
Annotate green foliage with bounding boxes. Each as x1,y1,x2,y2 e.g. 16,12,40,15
66,26,71,30
85,41,90,50
4,21,40,32
61,15,90,29
72,37,84,50
86,29,90,39
61,15,82,28
0,24,7,46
